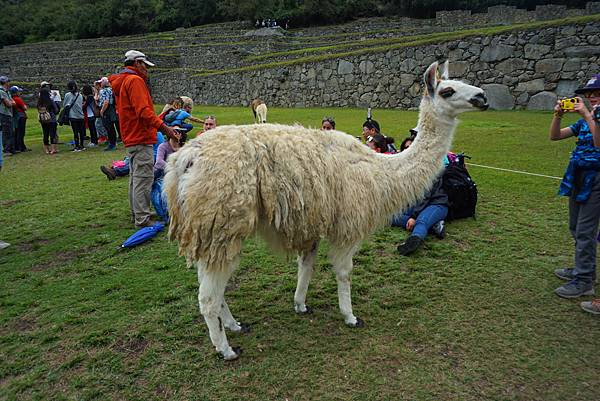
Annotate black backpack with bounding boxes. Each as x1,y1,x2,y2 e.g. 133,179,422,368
442,153,477,221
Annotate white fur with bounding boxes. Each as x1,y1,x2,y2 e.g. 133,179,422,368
164,61,488,360
255,103,268,123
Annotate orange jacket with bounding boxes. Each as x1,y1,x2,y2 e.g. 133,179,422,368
109,66,162,147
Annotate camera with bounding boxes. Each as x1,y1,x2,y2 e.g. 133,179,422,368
560,98,579,111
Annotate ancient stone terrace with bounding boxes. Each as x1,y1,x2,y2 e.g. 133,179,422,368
2,3,599,107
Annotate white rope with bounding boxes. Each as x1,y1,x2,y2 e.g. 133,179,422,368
466,163,562,180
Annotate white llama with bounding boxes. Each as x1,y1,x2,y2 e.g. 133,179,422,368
164,61,488,360
255,103,268,123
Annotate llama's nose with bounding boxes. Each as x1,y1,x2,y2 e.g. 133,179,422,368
469,92,489,110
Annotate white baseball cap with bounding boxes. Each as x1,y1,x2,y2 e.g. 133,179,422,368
124,50,155,67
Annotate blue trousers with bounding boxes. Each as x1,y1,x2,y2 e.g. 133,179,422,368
391,204,448,239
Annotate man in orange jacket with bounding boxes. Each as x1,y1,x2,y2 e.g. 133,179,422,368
109,50,178,227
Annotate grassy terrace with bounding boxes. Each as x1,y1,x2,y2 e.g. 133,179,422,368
192,14,600,77
1,106,599,400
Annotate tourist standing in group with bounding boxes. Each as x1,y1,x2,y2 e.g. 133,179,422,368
109,50,177,228
93,80,108,142
99,77,119,151
37,88,59,154
551,73,600,300
10,86,29,152
0,76,15,156
63,81,86,151
82,85,98,147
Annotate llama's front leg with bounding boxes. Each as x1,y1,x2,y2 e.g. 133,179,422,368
294,241,318,314
197,262,240,360
330,246,364,327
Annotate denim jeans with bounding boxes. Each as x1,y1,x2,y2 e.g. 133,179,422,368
1,114,14,154
391,204,448,239
569,170,600,284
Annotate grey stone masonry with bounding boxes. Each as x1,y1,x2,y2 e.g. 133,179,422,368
1,3,599,110
153,22,600,111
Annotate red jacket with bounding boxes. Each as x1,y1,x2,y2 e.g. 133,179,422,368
109,66,163,147
13,96,27,114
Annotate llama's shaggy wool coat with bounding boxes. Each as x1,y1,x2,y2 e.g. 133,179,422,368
164,122,449,272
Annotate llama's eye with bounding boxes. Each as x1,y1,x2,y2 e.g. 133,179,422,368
439,88,455,98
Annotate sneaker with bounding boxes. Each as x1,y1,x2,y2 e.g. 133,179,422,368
430,220,446,239
100,165,116,181
580,299,600,315
554,268,575,281
87,143,97,148
554,279,595,299
554,268,596,281
397,235,424,256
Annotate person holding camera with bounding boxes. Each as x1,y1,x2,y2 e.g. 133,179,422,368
551,73,600,299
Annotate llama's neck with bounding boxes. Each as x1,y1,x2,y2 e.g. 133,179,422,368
382,98,458,216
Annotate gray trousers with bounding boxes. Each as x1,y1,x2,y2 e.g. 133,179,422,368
569,171,600,284
127,144,154,226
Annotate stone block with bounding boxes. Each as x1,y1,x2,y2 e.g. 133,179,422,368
337,60,354,75
449,61,469,77
482,84,514,110
524,44,551,59
528,91,557,110
555,80,580,97
480,44,514,62
565,46,600,57
535,58,565,74
495,58,528,74
400,73,416,86
359,60,375,74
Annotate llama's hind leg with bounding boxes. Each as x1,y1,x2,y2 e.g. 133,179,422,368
330,245,364,327
197,260,240,360
197,261,248,334
294,241,319,314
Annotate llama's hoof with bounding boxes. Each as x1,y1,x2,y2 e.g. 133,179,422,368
239,323,251,333
346,317,365,328
223,347,242,361
296,306,312,315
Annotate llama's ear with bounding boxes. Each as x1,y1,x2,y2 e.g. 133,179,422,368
440,60,449,80
424,61,439,97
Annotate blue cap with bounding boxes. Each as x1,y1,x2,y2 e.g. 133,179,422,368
0,76,9,84
9,86,22,93
575,74,600,94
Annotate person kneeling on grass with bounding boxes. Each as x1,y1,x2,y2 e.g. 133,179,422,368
163,96,203,134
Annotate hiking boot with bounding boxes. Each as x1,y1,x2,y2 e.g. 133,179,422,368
580,299,600,315
554,279,595,299
554,268,596,281
430,220,446,239
100,165,116,181
397,235,424,256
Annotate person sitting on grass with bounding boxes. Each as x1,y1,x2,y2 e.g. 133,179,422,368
163,96,203,134
391,139,448,256
366,133,396,154
195,115,217,137
321,116,335,131
152,127,187,221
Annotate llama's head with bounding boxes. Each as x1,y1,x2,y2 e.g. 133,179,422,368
423,61,488,118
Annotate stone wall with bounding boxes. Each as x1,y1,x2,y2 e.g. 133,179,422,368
152,23,600,110
2,3,600,110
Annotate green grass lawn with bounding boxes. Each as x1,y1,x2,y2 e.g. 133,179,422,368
1,107,599,401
